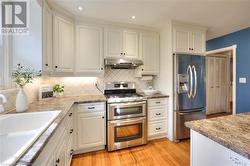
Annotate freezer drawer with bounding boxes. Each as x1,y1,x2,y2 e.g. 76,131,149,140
175,109,206,140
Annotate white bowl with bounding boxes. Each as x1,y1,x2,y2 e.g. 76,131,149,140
143,89,159,96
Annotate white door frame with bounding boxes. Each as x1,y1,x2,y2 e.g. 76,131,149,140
206,45,237,115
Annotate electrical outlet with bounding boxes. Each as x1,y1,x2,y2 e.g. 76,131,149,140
239,77,246,84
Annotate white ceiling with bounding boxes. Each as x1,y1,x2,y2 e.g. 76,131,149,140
52,0,250,40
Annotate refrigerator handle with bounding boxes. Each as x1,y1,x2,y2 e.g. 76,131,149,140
187,65,193,98
192,65,197,98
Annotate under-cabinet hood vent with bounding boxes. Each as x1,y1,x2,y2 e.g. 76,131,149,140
104,58,143,69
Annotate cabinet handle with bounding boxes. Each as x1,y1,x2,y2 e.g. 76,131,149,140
45,63,49,67
69,113,73,117
102,116,104,119
70,149,74,155
120,53,123,55
156,113,161,116
123,53,126,55
156,127,161,130
55,66,58,69
56,158,60,163
101,67,104,70
70,129,74,134
141,68,144,71
155,101,161,104
88,106,95,109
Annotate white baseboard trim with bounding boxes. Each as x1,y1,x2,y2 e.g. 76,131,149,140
73,145,106,155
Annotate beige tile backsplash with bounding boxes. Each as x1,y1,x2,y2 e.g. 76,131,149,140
0,69,151,112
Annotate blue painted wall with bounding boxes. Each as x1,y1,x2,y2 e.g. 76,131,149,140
206,27,250,113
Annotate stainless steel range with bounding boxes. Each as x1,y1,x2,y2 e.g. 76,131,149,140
104,82,147,151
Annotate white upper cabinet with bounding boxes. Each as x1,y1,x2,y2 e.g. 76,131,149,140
123,30,139,59
104,28,123,58
42,1,53,73
53,14,74,73
173,27,190,53
75,24,104,76
140,32,159,75
190,31,205,54
173,23,206,54
104,28,139,59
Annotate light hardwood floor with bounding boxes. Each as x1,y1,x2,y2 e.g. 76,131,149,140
71,138,190,166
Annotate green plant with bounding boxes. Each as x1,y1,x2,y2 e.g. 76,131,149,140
53,84,64,93
12,64,38,88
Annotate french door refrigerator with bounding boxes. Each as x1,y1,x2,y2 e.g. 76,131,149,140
174,54,206,140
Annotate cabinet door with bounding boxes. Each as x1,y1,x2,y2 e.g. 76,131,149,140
191,130,231,166
190,31,205,54
53,15,74,73
104,28,123,58
54,135,67,166
140,32,159,75
123,30,139,59
77,115,105,149
206,57,216,114
42,2,52,72
65,134,73,166
207,56,229,115
219,57,229,112
173,27,190,53
76,25,103,75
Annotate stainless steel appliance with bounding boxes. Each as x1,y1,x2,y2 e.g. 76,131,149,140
174,54,206,141
105,82,147,151
104,58,143,69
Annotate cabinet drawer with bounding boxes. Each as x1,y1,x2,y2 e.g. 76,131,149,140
78,111,105,118
77,102,105,113
148,108,167,121
148,98,167,107
148,121,167,136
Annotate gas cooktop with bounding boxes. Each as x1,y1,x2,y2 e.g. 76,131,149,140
104,82,146,103
105,93,145,103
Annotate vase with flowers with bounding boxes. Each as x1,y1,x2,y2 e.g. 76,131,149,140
53,84,64,97
12,64,39,112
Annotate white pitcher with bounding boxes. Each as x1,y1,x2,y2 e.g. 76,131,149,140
16,88,28,112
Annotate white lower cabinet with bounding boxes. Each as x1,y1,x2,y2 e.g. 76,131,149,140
33,108,74,166
147,98,168,140
34,102,106,165
191,130,250,166
74,102,106,153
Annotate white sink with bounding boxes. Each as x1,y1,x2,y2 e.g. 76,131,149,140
0,111,60,165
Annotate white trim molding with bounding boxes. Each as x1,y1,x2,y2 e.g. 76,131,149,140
206,45,237,115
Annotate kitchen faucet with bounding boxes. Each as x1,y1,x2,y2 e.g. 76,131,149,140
0,94,7,113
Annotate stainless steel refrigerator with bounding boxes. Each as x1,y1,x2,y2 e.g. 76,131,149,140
174,54,206,141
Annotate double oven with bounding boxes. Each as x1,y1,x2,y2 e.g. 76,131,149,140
105,82,147,151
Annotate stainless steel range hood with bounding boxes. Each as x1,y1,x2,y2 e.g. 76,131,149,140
104,58,143,69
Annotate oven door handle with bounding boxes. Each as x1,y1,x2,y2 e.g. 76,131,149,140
109,117,146,125
109,101,146,107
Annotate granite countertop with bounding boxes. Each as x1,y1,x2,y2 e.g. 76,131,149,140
185,113,250,159
13,94,106,165
139,92,169,99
